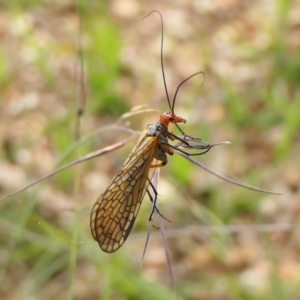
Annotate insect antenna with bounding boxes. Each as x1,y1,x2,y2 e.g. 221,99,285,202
143,11,206,137
171,71,206,136
142,11,173,111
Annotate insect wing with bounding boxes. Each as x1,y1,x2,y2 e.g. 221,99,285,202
90,131,159,253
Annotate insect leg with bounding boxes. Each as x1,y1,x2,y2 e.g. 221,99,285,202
168,132,211,149
146,178,171,223
163,141,213,157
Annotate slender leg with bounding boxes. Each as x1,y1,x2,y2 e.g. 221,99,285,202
146,179,171,223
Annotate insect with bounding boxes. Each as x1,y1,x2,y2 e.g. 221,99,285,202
90,11,215,253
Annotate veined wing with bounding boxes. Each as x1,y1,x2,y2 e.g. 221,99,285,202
90,130,160,253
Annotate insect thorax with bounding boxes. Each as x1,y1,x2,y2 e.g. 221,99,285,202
146,122,168,138
146,122,170,165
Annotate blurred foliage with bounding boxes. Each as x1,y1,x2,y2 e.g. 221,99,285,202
85,16,129,116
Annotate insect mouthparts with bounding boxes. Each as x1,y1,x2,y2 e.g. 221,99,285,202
174,116,186,124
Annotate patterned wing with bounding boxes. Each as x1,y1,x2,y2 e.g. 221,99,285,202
90,132,159,253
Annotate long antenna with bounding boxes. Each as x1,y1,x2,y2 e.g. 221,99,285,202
172,71,205,111
142,11,172,110
142,11,206,136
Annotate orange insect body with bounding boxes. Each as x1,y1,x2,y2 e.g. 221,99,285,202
90,111,186,253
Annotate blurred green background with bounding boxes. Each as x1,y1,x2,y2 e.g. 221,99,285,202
0,1,300,299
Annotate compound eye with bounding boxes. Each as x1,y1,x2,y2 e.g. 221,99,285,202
167,111,174,120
